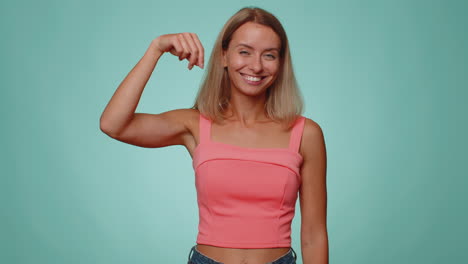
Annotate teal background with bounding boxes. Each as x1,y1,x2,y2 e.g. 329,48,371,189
2,0,467,263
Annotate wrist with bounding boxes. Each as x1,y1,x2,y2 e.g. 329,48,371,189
147,39,164,59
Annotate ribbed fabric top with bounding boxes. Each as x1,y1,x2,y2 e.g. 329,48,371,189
192,113,306,248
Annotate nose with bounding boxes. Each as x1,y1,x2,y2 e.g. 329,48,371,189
248,55,263,73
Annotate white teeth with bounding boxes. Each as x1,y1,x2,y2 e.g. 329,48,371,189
243,74,262,82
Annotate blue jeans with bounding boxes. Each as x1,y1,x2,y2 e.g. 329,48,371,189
187,245,297,264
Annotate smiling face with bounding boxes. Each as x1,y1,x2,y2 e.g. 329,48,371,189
222,22,281,97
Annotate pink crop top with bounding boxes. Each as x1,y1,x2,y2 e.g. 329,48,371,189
192,113,305,248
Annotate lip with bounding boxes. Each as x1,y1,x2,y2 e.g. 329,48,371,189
240,73,267,86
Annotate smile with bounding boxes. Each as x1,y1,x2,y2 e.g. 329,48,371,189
240,73,266,84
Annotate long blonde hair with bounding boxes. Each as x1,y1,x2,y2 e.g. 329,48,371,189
191,7,304,128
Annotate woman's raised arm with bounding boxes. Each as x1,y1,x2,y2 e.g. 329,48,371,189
99,33,204,148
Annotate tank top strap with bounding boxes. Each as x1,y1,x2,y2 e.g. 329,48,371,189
198,113,211,144
288,116,306,153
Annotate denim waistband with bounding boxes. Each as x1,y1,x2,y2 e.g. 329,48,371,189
187,245,297,264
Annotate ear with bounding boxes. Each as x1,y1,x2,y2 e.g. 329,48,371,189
222,50,227,68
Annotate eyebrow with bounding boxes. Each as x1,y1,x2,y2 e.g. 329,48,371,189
235,43,280,52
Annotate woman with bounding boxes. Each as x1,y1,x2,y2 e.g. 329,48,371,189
100,7,328,264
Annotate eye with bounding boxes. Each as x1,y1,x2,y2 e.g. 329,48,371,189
265,53,276,60
239,50,250,55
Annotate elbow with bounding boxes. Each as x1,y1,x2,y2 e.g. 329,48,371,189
301,229,329,248
99,118,119,138
301,235,328,249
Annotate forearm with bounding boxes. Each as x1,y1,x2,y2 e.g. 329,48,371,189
301,235,329,264
100,40,163,136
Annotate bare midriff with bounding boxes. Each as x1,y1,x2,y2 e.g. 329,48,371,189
195,244,291,264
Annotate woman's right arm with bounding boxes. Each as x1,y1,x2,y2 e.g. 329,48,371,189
99,33,204,148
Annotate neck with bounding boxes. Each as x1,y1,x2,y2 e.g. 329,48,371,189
223,94,269,126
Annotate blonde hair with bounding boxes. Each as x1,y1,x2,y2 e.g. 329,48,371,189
191,7,304,128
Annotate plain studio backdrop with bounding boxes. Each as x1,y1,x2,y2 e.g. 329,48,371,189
1,0,467,263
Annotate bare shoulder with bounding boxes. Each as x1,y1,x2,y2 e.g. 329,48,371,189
179,108,200,136
163,107,200,146
170,108,200,153
151,107,200,154
300,117,326,160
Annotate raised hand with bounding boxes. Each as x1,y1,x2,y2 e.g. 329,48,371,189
152,33,205,70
